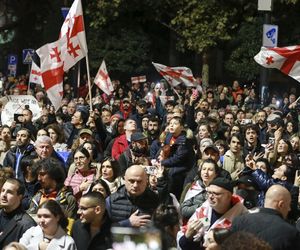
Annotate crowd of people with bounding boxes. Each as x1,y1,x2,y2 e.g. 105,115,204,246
0,71,299,250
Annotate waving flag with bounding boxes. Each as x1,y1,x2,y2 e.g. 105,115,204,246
131,75,146,84
60,0,87,71
36,0,88,110
36,41,64,111
254,45,300,82
152,62,197,87
29,61,44,87
94,60,114,95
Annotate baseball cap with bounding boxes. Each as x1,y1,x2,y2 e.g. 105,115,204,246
203,144,220,154
137,100,147,107
79,128,93,136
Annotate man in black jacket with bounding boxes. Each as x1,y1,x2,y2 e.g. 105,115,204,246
106,165,159,227
231,185,300,250
0,178,36,249
72,192,112,250
3,128,35,180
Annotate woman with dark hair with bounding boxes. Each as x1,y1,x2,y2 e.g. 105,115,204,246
153,204,180,250
180,159,220,223
285,120,298,138
91,179,111,198
268,138,293,169
100,157,123,193
46,123,67,151
20,200,76,249
64,148,97,201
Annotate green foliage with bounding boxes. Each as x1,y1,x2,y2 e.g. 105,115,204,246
170,0,238,53
225,18,261,81
87,26,151,78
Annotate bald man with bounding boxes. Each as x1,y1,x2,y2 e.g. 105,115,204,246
231,185,300,250
106,165,159,227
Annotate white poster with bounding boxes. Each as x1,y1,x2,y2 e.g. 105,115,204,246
1,95,42,126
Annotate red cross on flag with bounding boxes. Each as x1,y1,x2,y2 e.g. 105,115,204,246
29,61,44,87
94,60,114,95
36,40,64,111
60,0,87,71
36,0,88,111
152,62,197,87
254,46,300,82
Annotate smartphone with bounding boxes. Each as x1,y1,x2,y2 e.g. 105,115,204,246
145,166,156,175
268,137,275,145
14,114,23,123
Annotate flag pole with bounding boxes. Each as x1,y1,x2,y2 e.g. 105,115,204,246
77,63,81,98
27,63,33,95
85,54,93,111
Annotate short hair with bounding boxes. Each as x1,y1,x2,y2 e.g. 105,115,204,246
33,158,66,186
38,200,68,230
228,133,244,147
5,178,25,196
170,116,184,126
17,128,31,139
212,228,232,244
35,135,53,146
81,191,105,208
244,124,259,136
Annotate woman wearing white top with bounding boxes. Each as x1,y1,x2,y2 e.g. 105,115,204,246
20,200,77,250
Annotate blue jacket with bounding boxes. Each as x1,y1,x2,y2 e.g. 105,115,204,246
251,169,292,206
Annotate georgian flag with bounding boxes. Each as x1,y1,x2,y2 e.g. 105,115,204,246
60,0,88,71
94,60,114,95
131,75,146,84
29,61,44,87
36,0,88,111
254,46,300,82
152,62,197,87
36,40,64,111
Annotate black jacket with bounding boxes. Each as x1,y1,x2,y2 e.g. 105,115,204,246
0,207,36,249
231,208,300,250
106,185,159,226
72,216,112,250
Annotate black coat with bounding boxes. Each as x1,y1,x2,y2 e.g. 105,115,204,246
0,208,36,249
231,208,300,250
72,216,112,250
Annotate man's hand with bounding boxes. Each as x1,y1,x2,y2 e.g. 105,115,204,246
129,210,151,227
185,219,203,239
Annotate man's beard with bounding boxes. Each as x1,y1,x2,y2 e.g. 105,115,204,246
132,146,148,157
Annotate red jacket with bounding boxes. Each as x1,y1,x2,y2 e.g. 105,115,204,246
111,134,129,160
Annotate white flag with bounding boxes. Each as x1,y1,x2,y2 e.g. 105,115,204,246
29,61,44,87
152,62,197,87
94,60,114,95
254,45,300,83
36,40,64,111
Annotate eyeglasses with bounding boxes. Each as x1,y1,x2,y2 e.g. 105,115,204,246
74,156,86,161
206,191,227,198
78,206,96,211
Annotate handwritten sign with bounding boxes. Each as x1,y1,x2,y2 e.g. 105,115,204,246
1,95,41,126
